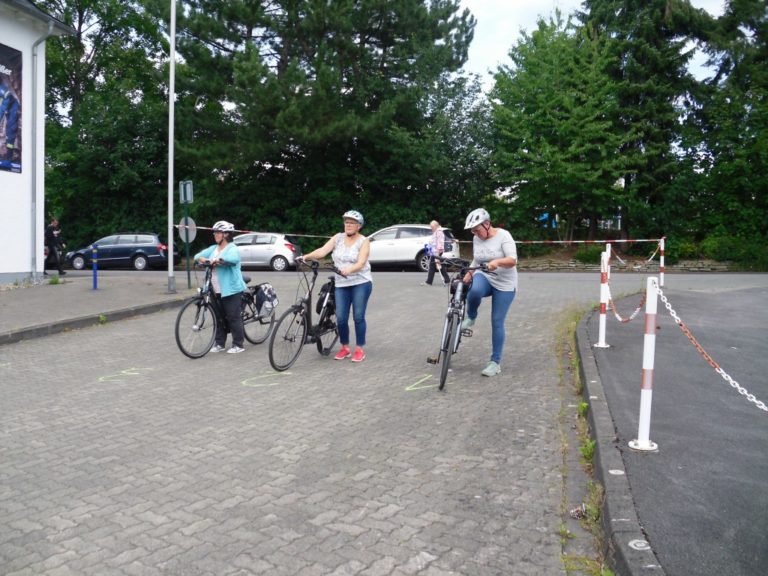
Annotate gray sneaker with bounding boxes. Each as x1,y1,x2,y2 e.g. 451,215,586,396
481,361,501,377
227,345,245,354
210,344,226,353
461,317,475,330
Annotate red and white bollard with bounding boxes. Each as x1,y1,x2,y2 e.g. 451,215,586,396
659,237,665,287
629,276,659,452
594,251,610,348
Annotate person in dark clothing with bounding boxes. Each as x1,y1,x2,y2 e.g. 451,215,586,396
44,217,66,275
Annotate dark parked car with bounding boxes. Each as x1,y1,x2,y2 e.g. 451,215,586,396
66,233,180,271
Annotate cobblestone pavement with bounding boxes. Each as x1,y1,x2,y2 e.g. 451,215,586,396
1,271,764,575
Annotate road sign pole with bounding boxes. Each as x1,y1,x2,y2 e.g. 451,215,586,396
184,202,191,289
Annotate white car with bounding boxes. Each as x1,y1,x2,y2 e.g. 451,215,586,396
367,224,460,271
233,232,302,271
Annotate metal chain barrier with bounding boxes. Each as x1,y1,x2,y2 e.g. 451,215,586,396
656,286,768,413
605,284,645,323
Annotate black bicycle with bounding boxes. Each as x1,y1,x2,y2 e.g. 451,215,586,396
175,263,276,358
268,259,339,371
427,258,490,390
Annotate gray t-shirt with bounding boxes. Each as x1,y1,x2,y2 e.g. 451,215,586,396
471,228,518,291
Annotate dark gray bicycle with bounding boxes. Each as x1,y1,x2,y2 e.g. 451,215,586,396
175,263,276,358
268,259,340,371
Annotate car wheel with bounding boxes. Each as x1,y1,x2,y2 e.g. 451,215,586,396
133,254,149,271
72,255,86,270
417,250,430,272
271,255,289,272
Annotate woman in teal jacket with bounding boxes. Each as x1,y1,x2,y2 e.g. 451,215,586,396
194,221,247,354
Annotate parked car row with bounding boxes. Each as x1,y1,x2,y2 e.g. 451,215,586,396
62,224,459,272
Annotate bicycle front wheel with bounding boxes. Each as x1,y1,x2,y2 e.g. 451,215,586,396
315,306,339,356
175,296,218,359
439,312,459,390
242,299,275,345
269,307,308,371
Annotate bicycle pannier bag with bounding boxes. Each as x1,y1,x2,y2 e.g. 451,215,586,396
316,280,335,314
255,283,279,313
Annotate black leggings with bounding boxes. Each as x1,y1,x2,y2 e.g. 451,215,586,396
216,292,244,348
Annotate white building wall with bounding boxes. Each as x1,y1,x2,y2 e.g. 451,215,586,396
0,12,49,282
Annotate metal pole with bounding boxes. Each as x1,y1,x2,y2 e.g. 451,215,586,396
184,203,191,289
594,251,610,348
166,0,177,293
659,237,665,287
629,277,659,452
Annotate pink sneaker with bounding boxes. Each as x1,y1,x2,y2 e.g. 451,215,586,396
334,346,351,360
351,348,366,362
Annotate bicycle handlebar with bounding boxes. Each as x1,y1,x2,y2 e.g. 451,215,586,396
439,257,495,275
295,257,342,276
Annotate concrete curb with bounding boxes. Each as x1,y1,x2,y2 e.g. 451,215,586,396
576,313,667,576
0,298,188,347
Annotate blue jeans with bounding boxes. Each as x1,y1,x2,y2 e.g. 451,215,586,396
334,281,372,347
465,273,516,364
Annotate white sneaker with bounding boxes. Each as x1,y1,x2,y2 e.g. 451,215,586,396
210,344,226,353
481,361,501,377
227,345,245,354
461,317,475,330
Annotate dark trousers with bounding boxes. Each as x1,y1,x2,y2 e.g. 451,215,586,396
426,255,450,285
45,246,63,272
216,292,245,348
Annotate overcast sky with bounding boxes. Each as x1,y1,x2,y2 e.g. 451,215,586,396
459,0,727,86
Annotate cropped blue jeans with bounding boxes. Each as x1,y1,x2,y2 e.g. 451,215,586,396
334,281,373,347
465,273,516,364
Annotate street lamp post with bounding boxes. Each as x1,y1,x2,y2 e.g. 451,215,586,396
166,0,177,293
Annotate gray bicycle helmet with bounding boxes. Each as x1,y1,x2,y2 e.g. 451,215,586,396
212,220,235,232
464,208,490,230
343,210,364,227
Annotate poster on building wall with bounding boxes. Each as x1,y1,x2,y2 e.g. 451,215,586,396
0,42,22,173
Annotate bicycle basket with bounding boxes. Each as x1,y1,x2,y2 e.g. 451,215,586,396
315,280,335,314
255,282,279,313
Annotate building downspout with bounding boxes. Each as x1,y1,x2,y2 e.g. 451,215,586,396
30,20,54,280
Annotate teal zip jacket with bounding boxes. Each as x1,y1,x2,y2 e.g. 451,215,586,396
194,243,246,297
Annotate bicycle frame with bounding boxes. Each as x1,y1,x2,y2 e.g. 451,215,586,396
427,258,491,390
268,260,340,371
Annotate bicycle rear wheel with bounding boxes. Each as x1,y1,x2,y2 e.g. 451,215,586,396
175,296,218,359
439,312,459,390
242,297,275,345
315,305,339,356
269,307,308,371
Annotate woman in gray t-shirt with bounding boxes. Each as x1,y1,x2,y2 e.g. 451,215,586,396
460,208,518,377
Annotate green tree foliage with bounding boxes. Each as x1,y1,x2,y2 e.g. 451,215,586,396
579,0,707,238
42,0,170,246
686,0,767,244
164,0,481,236
491,13,630,241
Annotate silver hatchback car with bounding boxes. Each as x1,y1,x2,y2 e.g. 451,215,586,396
233,232,302,271
367,224,460,272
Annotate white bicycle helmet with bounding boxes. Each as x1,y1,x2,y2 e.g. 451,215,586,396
212,220,235,232
464,208,490,230
343,210,364,227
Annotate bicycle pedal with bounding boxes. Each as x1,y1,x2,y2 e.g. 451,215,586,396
461,329,473,337
426,356,438,364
